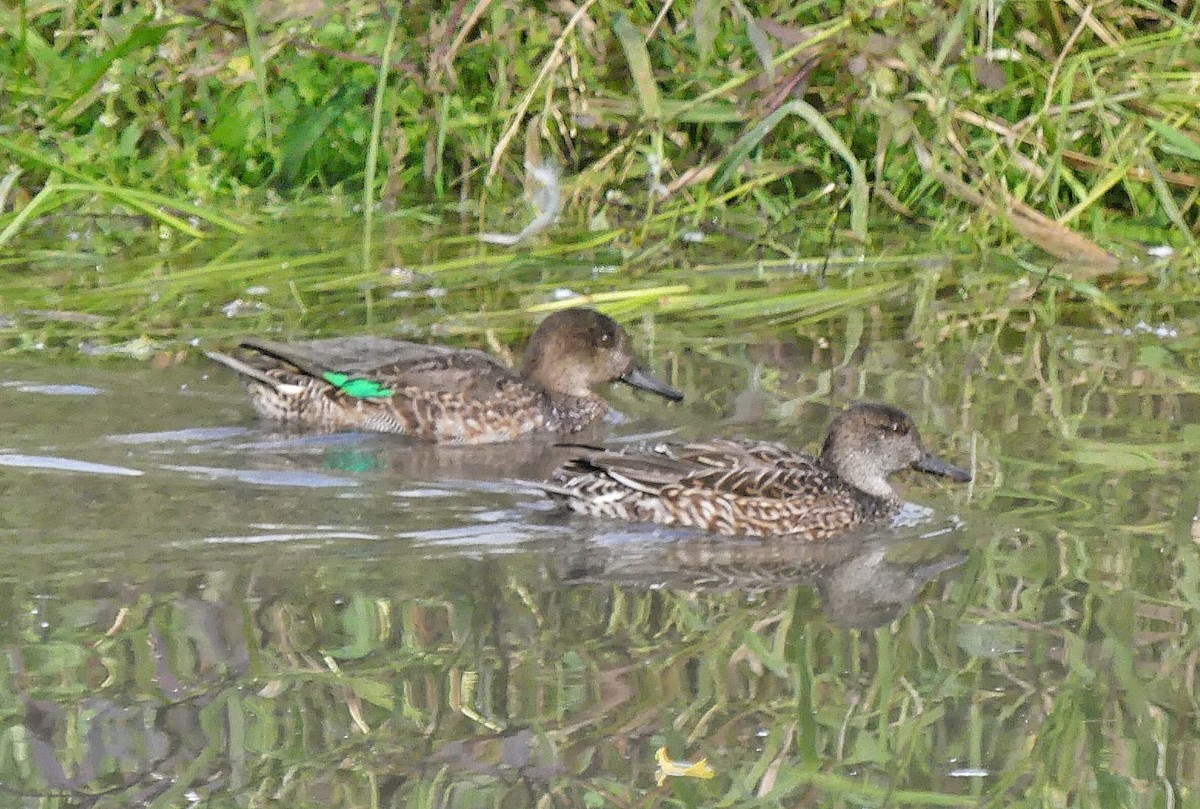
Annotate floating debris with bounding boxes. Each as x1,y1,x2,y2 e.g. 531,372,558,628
1102,320,1179,339
78,336,161,360
385,266,435,284
654,746,715,786
646,152,669,200
221,298,268,318
479,162,562,246
19,309,109,326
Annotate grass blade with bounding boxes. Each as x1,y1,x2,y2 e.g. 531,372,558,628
715,100,869,241
0,138,246,236
0,180,61,248
241,5,274,146
362,8,402,273
613,14,662,121
693,0,720,65
54,18,177,123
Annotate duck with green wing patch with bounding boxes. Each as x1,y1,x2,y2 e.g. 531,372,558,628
206,308,683,444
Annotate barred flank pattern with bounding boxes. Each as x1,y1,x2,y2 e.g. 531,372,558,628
547,439,895,540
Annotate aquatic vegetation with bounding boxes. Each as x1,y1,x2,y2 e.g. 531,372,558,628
0,2,1195,362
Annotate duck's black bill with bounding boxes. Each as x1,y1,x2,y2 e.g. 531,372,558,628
620,366,684,402
912,452,971,482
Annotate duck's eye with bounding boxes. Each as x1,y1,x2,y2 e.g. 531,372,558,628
598,331,612,344
889,421,909,435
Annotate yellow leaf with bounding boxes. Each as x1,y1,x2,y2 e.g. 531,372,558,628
655,746,716,786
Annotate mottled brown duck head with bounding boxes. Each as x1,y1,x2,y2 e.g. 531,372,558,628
521,308,683,402
820,403,971,499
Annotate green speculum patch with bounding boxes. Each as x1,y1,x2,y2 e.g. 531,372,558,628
323,372,393,399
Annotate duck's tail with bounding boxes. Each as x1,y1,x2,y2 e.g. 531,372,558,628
534,480,576,499
205,350,287,391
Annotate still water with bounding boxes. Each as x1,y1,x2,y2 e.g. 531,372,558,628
0,297,1197,807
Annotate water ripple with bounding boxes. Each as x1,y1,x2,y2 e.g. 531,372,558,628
0,454,143,476
160,464,359,488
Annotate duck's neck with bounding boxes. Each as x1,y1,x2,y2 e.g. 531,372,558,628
820,451,899,502
852,472,898,501
521,354,590,398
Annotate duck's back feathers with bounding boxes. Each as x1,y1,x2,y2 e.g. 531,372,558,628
238,336,520,399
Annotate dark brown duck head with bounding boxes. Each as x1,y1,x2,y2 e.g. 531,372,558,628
820,402,971,500
521,308,683,402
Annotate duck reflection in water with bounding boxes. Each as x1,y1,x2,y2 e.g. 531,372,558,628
557,529,969,629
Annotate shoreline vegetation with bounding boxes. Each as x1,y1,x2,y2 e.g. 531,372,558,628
0,2,1197,353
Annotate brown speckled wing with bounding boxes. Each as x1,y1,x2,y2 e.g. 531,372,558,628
667,438,812,470
377,355,529,402
549,439,891,539
572,439,828,498
241,336,521,399
240,336,458,374
689,461,838,500
562,449,697,489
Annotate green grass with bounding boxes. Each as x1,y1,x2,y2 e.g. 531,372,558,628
0,0,1196,327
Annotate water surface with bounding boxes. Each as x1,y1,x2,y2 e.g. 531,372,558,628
1,281,1197,807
